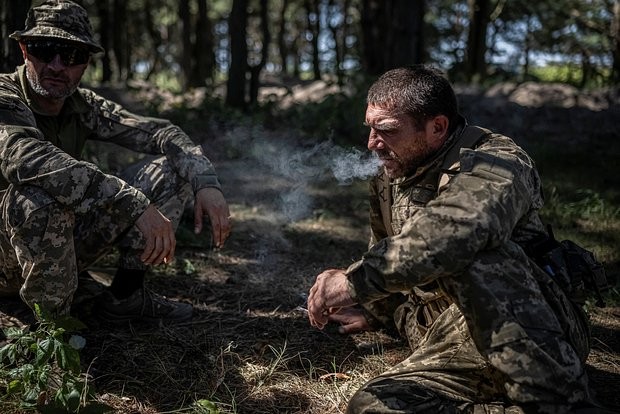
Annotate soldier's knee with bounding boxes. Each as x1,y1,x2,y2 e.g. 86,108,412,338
4,185,67,229
346,388,372,414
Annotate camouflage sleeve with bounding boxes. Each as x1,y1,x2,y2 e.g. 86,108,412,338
0,79,149,227
80,89,221,193
347,136,543,304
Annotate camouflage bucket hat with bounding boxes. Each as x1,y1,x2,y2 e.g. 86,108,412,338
9,0,103,53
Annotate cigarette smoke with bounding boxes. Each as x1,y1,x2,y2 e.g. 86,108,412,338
253,137,380,221
225,126,381,222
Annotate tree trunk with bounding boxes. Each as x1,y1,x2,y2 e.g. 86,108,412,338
360,0,384,75
327,0,351,84
226,0,249,108
387,0,425,68
613,0,620,85
361,0,425,76
192,0,215,86
249,0,270,105
112,0,129,82
96,0,112,83
522,13,531,82
0,0,30,73
277,0,290,74
464,0,490,83
304,0,321,80
144,0,163,81
179,0,192,90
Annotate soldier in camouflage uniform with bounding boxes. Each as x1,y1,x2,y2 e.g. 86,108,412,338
307,66,604,413
0,0,231,323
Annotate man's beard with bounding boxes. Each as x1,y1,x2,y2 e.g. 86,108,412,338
377,146,434,179
25,64,78,100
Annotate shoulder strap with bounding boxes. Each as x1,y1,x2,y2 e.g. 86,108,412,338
441,125,492,171
375,170,394,237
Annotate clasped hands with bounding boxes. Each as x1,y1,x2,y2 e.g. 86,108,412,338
135,187,231,265
307,268,370,334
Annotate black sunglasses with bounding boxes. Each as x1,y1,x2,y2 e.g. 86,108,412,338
25,41,90,66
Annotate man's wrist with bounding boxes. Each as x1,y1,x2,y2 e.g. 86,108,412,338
191,174,221,193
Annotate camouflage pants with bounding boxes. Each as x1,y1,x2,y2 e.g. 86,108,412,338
348,244,593,414
0,156,192,316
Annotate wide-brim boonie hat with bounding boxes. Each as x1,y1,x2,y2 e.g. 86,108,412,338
9,0,103,54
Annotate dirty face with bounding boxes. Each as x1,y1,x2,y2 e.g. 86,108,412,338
365,104,446,178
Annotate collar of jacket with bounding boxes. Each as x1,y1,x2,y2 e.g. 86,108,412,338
17,64,89,117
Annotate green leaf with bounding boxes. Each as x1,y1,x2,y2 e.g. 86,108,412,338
22,385,40,404
36,338,55,366
183,258,196,275
33,304,55,323
38,365,50,389
7,379,24,394
54,343,81,374
3,327,27,339
64,388,81,412
20,363,35,382
195,399,219,413
0,343,17,364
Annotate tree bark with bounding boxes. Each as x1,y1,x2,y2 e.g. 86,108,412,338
277,0,290,74
0,0,30,73
464,0,490,83
249,0,270,105
613,0,620,85
192,0,215,86
361,0,425,76
226,0,249,108
327,0,351,84
96,0,112,83
144,0,163,81
304,0,321,80
179,0,192,90
112,0,129,82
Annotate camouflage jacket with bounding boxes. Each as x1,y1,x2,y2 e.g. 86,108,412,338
0,66,221,227
346,119,548,307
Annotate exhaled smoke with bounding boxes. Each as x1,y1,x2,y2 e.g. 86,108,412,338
324,145,382,186
235,129,381,222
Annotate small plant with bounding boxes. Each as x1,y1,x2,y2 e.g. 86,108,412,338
0,304,108,413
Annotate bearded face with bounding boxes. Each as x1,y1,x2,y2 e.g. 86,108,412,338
20,41,89,103
365,104,440,179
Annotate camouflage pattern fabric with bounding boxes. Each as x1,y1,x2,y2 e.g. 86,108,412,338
0,157,192,317
9,0,104,53
0,64,221,317
345,123,595,412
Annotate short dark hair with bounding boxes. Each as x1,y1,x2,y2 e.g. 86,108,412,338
367,65,459,131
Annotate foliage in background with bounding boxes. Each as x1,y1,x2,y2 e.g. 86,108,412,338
0,306,108,413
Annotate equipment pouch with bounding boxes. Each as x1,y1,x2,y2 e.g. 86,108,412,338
534,236,609,307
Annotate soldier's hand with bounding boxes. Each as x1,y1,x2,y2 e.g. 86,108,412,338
308,269,356,329
135,204,176,265
329,307,371,334
194,188,231,249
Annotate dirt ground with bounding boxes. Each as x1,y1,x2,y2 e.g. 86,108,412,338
1,81,619,413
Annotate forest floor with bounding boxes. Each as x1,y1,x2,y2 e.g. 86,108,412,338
1,80,619,413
